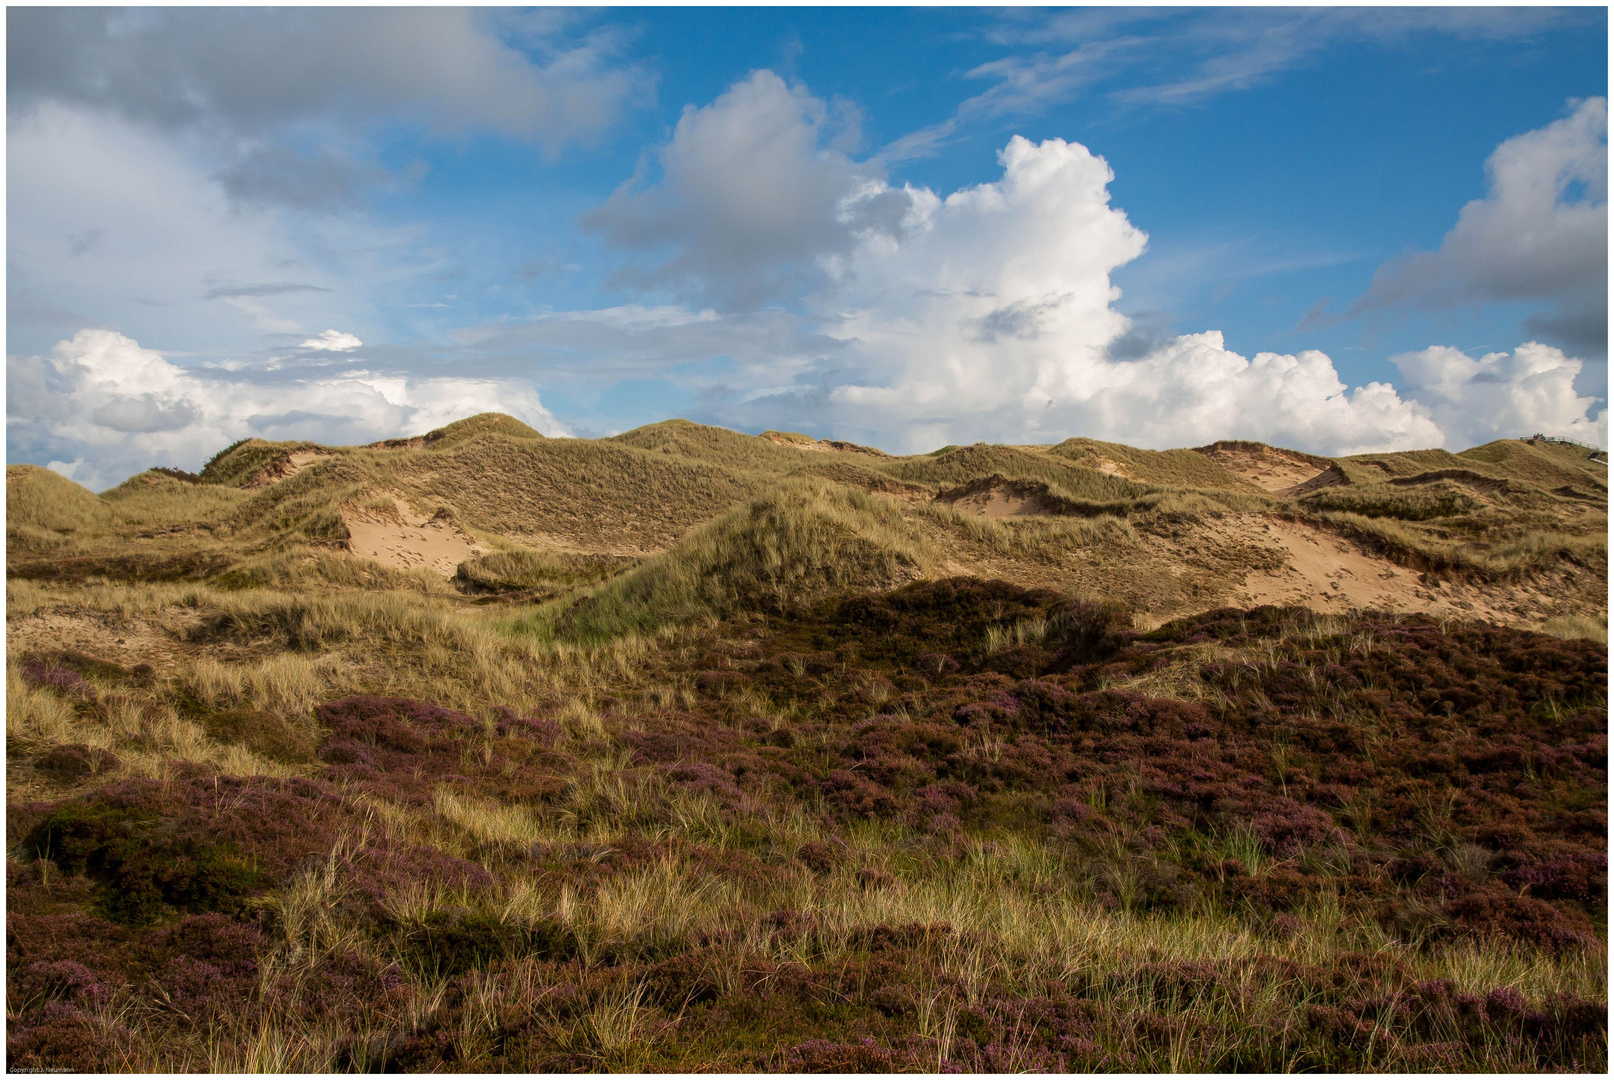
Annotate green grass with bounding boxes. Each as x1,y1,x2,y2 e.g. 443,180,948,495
1299,481,1482,521
537,479,939,645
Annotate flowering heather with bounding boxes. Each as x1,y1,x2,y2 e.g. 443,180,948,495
6,576,1605,1071
22,660,88,693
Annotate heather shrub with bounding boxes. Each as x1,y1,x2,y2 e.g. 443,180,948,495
5,573,1605,1071
33,743,122,778
26,797,262,924
7,1000,127,1072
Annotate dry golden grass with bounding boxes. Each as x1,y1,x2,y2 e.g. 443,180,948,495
454,547,636,594
213,549,457,595
172,653,332,717
174,584,658,715
8,414,1605,637
1457,437,1612,489
346,816,1604,1034
885,442,1145,501
1541,613,1609,643
102,471,251,524
1048,437,1264,490
1315,509,1607,576
919,498,1138,557
6,464,115,532
6,660,299,788
6,662,89,753
6,415,1608,1072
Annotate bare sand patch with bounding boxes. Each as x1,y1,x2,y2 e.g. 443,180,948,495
1235,519,1421,611
342,501,487,576
935,476,1064,519
1195,443,1336,495
1091,457,1133,479
1226,516,1559,625
1276,464,1349,499
243,450,332,490
7,607,209,670
949,488,1039,519
761,431,891,457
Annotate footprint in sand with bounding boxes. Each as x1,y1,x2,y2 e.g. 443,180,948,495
341,505,486,577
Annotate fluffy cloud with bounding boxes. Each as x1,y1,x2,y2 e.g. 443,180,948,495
1392,341,1607,449
8,9,647,230
584,70,915,307
589,73,1604,455
1348,98,1607,358
586,78,1432,453
8,330,567,491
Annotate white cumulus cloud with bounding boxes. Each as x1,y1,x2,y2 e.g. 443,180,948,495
301,329,363,351
587,73,1603,455
8,329,568,490
1391,341,1607,449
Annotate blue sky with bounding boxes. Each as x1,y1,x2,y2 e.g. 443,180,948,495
7,6,1608,487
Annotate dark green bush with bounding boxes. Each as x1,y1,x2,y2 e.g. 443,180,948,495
27,801,262,925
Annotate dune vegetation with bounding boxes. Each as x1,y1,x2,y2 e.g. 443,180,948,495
7,416,1607,1071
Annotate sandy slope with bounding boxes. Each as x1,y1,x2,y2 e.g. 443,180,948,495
1196,444,1333,494
1226,517,1558,624
243,450,330,490
943,483,1047,519
342,501,487,576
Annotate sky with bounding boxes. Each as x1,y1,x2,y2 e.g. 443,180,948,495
6,5,1608,490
